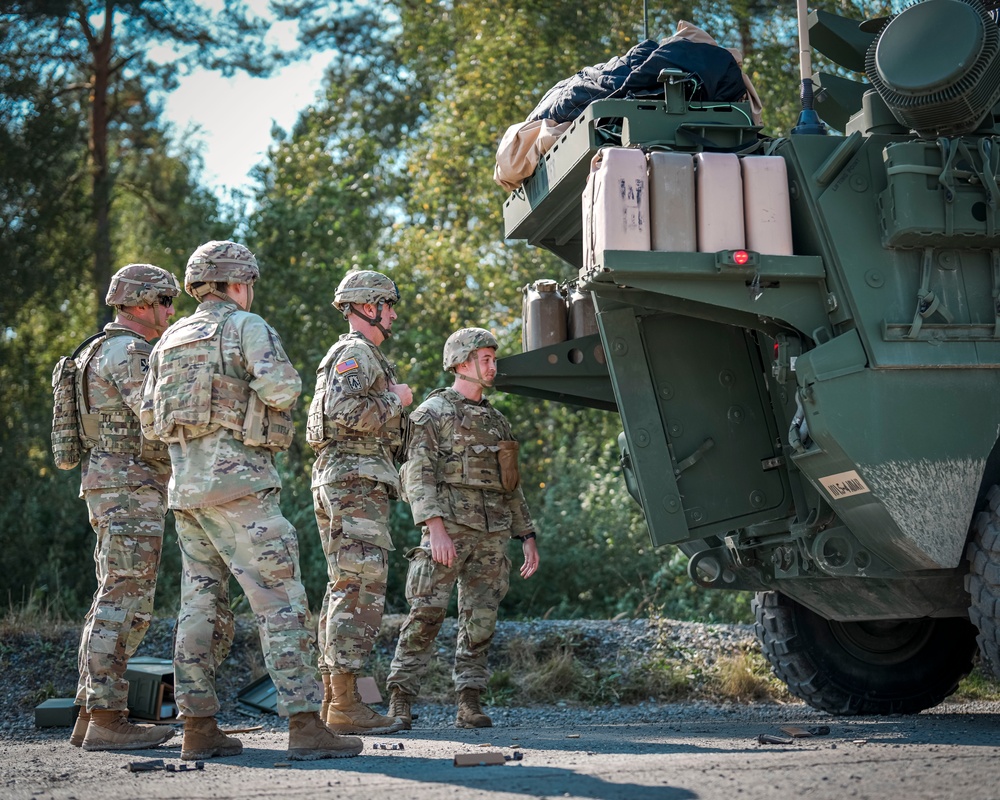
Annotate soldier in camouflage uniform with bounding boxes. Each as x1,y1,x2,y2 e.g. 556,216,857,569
141,240,362,762
61,263,181,752
307,270,411,734
386,328,540,729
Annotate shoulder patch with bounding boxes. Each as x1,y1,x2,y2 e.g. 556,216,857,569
335,358,359,374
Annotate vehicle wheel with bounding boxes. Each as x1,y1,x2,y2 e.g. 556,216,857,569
753,590,977,715
967,485,1000,679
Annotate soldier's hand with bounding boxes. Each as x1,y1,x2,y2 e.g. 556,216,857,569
428,525,456,568
390,382,413,407
520,538,539,579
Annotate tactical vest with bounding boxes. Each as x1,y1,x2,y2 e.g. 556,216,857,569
306,338,404,455
51,330,166,469
145,306,293,451
432,390,508,492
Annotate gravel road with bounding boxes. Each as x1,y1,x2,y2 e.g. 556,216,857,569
4,616,998,799
4,699,1000,800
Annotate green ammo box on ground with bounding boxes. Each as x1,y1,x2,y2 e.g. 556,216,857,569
34,698,80,728
125,656,175,721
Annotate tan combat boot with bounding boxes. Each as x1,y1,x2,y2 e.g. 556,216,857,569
455,688,492,729
69,707,90,747
81,709,175,751
180,715,243,761
320,672,332,723
287,712,363,761
388,688,414,731
326,672,406,734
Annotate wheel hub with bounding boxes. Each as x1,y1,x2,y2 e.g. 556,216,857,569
828,618,935,665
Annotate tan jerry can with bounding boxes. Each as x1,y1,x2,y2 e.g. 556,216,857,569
695,152,745,252
742,156,793,255
648,152,696,252
585,147,650,270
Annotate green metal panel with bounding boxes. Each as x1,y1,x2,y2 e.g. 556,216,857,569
597,303,689,546
495,334,615,411
639,313,789,535
585,250,832,339
807,8,876,73
596,302,790,546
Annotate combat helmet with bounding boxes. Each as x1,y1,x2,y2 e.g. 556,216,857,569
443,327,499,372
333,270,399,315
105,264,180,308
184,240,260,299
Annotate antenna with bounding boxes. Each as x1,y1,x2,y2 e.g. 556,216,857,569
643,0,648,40
792,0,827,135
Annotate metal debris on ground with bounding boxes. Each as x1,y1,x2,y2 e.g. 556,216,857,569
780,725,830,738
756,733,794,745
166,761,204,772
566,733,581,738
504,751,524,762
220,725,264,735
371,742,405,750
126,759,165,772
454,751,506,767
273,762,292,768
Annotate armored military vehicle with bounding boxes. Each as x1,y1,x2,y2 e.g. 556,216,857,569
497,0,1000,714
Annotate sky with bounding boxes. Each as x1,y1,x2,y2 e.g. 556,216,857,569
155,2,331,199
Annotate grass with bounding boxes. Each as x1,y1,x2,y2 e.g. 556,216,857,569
7,604,1000,711
712,647,791,703
953,666,1000,702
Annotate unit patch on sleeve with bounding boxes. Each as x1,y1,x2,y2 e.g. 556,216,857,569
335,358,359,374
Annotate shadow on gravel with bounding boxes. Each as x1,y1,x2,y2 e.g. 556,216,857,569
259,756,697,799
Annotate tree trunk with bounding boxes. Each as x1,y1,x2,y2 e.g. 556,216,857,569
88,3,114,328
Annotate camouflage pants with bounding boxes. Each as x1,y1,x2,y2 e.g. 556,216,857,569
76,486,165,710
313,480,391,674
173,489,322,717
387,524,511,697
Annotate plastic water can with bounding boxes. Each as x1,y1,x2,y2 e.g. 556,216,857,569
696,152,745,252
742,156,793,255
649,152,696,252
585,147,650,269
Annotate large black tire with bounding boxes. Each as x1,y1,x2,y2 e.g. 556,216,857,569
968,485,1000,679
753,590,978,715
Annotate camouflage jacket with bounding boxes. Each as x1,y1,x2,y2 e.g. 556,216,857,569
401,387,534,535
308,331,403,493
79,323,170,494
143,299,301,510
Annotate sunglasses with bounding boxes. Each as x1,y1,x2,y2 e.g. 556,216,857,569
157,295,174,308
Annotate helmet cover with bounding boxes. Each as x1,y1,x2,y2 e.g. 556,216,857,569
184,240,260,297
443,327,499,372
105,263,181,308
333,270,400,314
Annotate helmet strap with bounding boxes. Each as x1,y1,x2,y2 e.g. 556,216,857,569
455,355,492,388
119,306,168,339
350,301,392,340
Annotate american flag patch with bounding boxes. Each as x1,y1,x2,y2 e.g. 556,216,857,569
335,358,359,374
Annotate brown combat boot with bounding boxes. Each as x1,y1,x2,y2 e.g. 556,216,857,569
180,715,243,761
387,688,414,731
81,709,175,751
455,688,492,729
287,712,363,761
326,672,406,734
69,707,90,747
320,672,332,723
